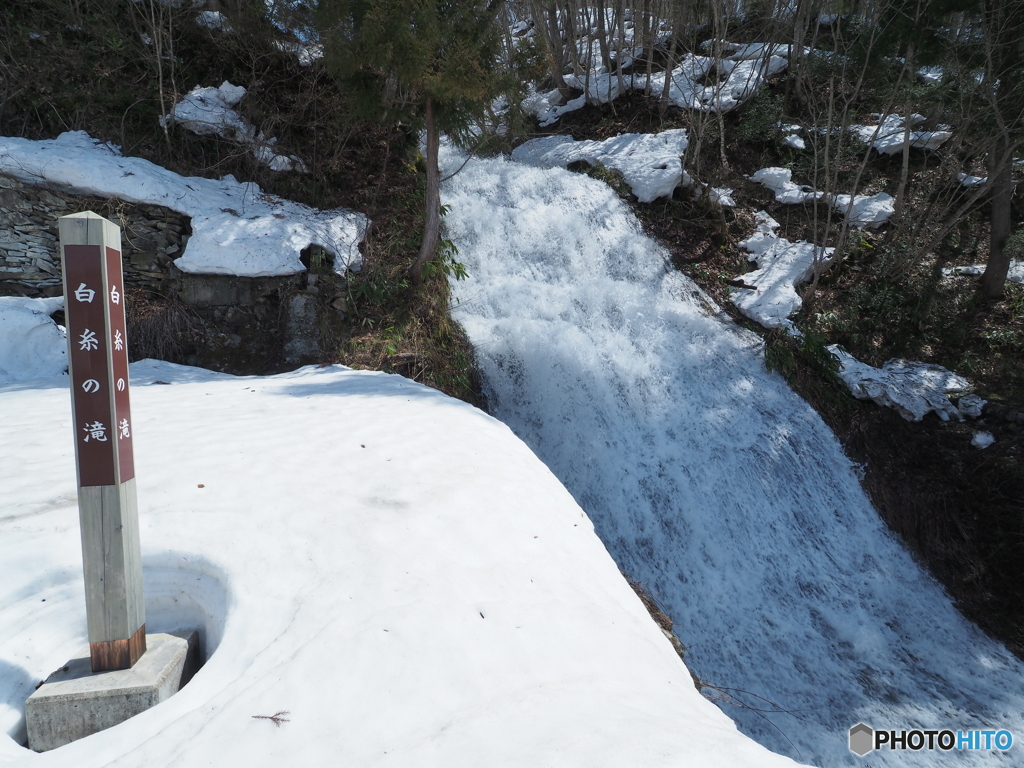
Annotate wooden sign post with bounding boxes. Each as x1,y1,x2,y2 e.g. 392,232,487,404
59,212,146,673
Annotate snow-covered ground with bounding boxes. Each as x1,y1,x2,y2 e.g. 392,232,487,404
0,132,364,277
733,211,834,332
511,130,689,202
442,148,1024,766
0,298,65,384
827,345,970,421
0,361,803,767
851,114,952,155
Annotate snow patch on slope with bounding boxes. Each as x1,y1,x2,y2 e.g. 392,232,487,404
0,132,366,277
732,211,835,331
828,345,970,421
852,113,952,155
512,130,689,202
751,167,895,228
165,82,308,173
944,262,1024,285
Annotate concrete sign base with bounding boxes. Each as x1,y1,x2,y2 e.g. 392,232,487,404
25,632,200,752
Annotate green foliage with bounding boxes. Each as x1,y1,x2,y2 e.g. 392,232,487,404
317,0,509,140
764,328,842,388
1005,227,1024,261
421,238,469,281
736,91,784,145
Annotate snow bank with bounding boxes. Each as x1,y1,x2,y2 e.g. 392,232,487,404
851,114,952,155
0,363,804,768
643,53,788,113
827,345,969,421
0,297,66,384
512,129,689,202
165,82,308,173
750,167,823,204
732,211,834,331
0,132,366,277
944,262,1024,285
832,191,894,229
751,168,894,228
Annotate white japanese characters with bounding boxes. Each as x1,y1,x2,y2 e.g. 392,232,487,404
110,284,120,305
114,330,124,351
78,329,99,352
117,378,126,392
81,379,100,394
74,282,96,303
119,419,130,439
83,421,108,442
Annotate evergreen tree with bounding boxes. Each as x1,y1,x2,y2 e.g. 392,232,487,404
318,0,509,283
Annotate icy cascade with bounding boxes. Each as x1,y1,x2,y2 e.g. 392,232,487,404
442,150,1024,767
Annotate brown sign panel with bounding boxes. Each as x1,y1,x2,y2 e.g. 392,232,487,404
64,244,116,487
106,246,135,482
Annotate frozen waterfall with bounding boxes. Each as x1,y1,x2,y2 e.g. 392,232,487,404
443,150,1024,767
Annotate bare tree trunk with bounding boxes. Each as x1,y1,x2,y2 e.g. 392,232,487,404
979,0,1024,298
659,0,684,116
411,98,441,285
980,143,1014,298
893,42,914,224
533,0,573,98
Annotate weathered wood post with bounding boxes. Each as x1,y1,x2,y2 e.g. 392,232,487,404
59,211,145,672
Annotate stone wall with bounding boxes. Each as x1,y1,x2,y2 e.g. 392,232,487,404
0,174,336,373
0,174,190,298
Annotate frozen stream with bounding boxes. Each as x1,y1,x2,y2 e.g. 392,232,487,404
442,151,1024,767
